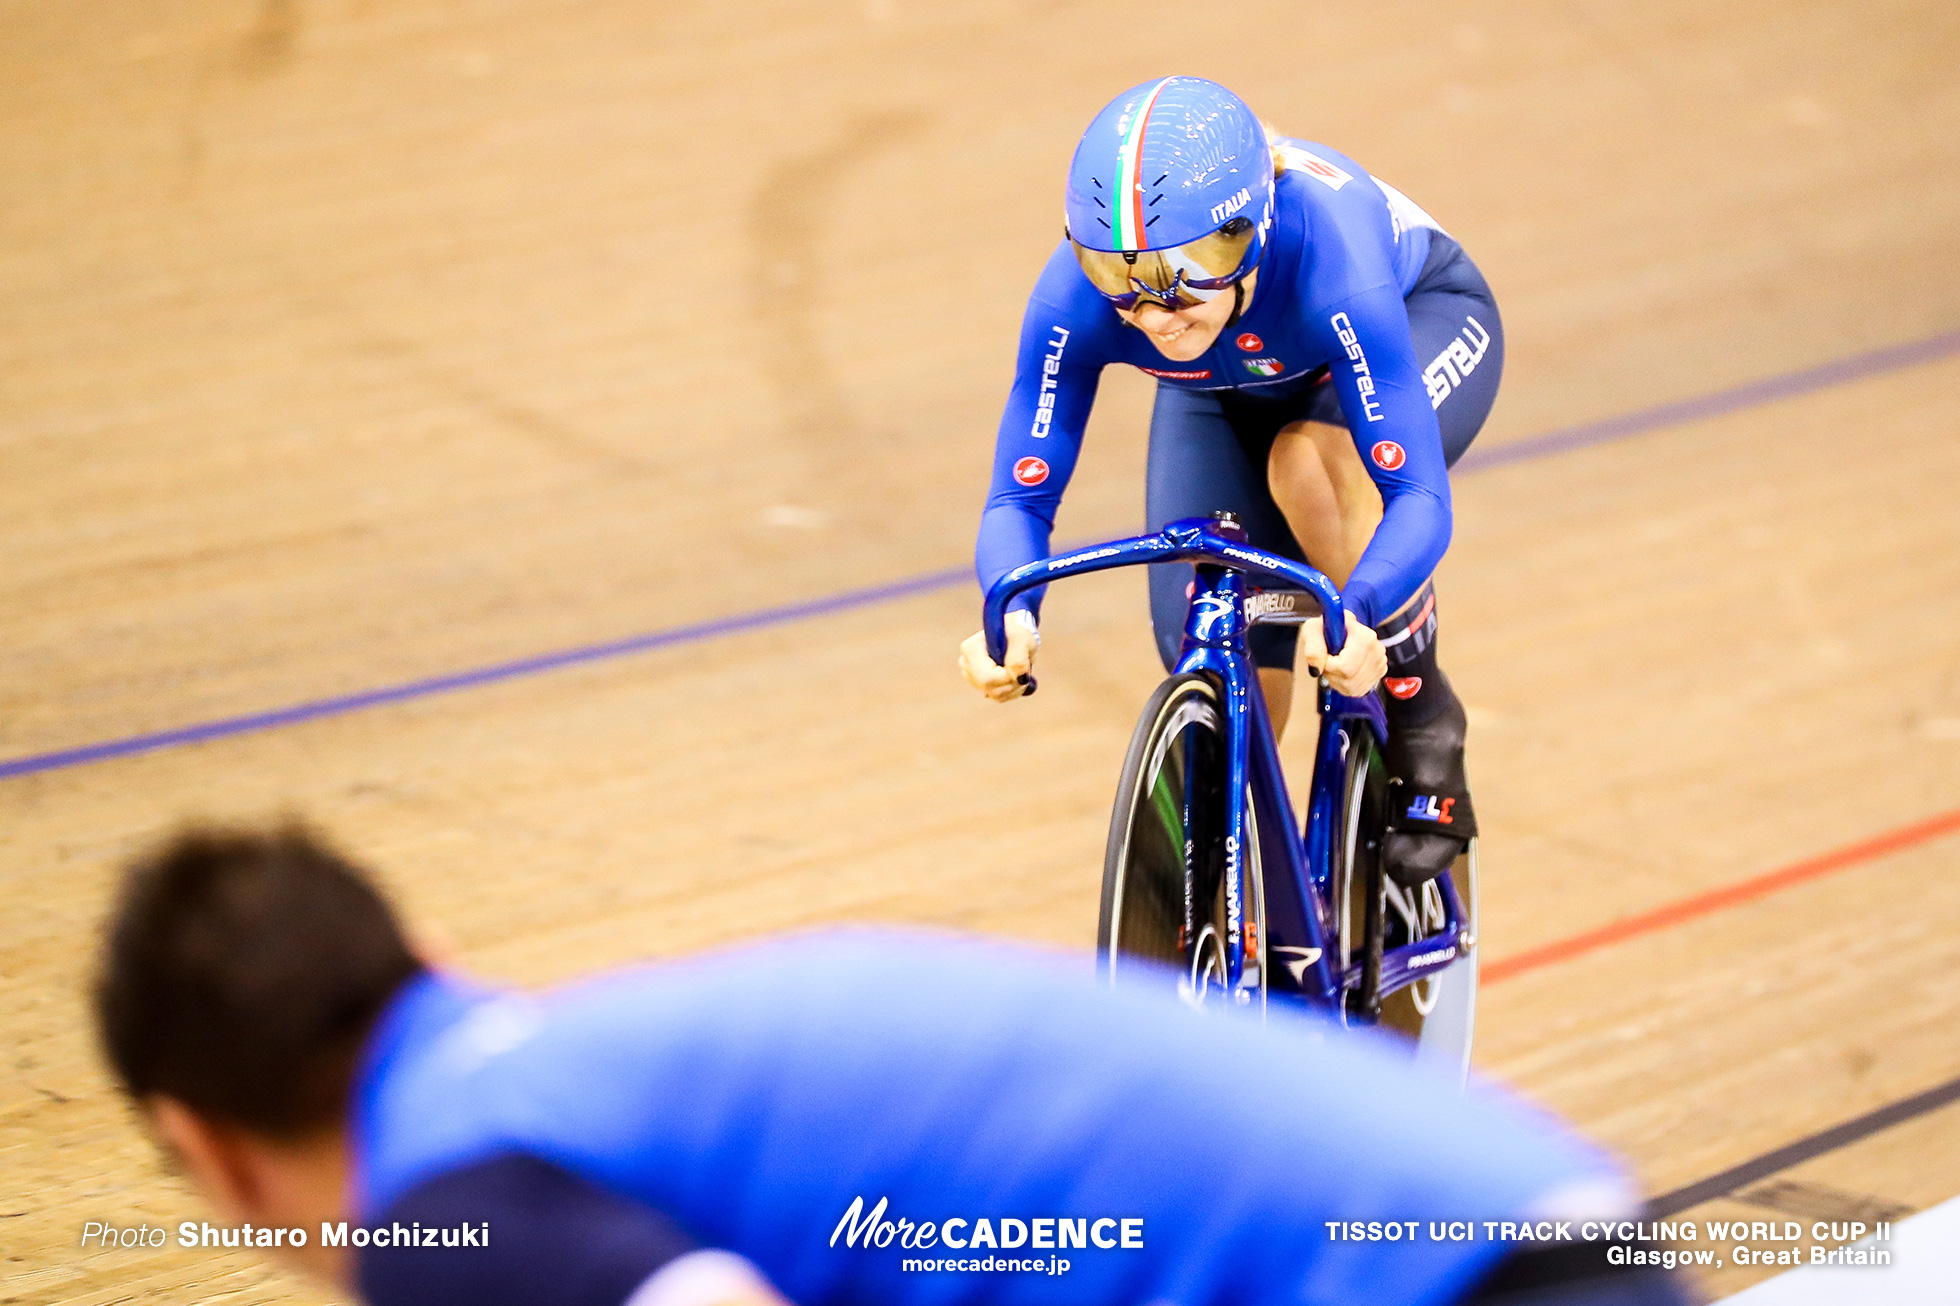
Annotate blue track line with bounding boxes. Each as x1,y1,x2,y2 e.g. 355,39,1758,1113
0,565,966,781
5,328,1958,783
1454,328,1960,473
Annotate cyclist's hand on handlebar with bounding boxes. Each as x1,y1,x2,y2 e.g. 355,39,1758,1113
1300,610,1387,697
959,611,1039,703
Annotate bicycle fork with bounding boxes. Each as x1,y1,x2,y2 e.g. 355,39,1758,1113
1179,565,1259,1001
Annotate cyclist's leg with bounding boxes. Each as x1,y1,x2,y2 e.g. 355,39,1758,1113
1379,235,1502,884
1268,232,1505,886
1265,416,1381,589
1405,231,1504,471
1145,383,1307,732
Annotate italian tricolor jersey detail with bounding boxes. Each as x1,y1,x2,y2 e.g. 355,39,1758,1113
1243,357,1284,377
1112,78,1175,251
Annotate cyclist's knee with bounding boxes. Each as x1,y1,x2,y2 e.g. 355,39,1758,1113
1148,565,1190,671
1270,421,1382,577
1267,421,1340,519
1153,625,1180,672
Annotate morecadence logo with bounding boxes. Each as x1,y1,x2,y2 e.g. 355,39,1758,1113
831,1196,1143,1255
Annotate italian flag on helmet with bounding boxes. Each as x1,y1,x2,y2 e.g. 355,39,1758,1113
1064,76,1274,255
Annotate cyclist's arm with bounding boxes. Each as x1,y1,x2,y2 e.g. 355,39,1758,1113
975,279,1104,618
1312,285,1453,627
357,1153,785,1306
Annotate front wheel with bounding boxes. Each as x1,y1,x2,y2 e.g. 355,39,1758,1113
1099,674,1265,1008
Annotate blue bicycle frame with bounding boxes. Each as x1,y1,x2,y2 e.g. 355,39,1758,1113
983,515,1469,1017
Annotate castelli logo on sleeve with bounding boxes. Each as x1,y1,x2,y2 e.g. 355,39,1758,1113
1028,326,1071,440
1330,312,1385,423
1236,332,1264,352
1370,441,1406,471
1012,456,1050,486
1385,676,1423,699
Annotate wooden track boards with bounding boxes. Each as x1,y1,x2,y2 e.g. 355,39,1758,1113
4,2,1958,1301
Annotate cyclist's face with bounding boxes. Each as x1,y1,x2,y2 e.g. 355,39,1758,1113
1116,270,1256,362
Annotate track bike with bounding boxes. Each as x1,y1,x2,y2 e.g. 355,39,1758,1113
983,513,1478,1075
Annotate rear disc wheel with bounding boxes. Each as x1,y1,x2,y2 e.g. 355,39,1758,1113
1333,719,1478,1079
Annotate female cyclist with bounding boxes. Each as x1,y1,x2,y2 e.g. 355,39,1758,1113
958,76,1503,888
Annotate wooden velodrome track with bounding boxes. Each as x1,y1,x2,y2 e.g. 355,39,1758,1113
5,1,1959,1301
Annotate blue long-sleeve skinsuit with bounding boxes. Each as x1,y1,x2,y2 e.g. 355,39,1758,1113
976,140,1503,665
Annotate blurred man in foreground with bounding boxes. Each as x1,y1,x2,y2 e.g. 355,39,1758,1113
94,823,1687,1306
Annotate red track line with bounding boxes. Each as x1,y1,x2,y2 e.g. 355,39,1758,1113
1483,806,1960,985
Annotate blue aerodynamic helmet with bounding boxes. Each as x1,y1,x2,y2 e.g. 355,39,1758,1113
1064,76,1274,310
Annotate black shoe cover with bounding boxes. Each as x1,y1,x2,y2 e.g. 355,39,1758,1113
1381,678,1476,889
